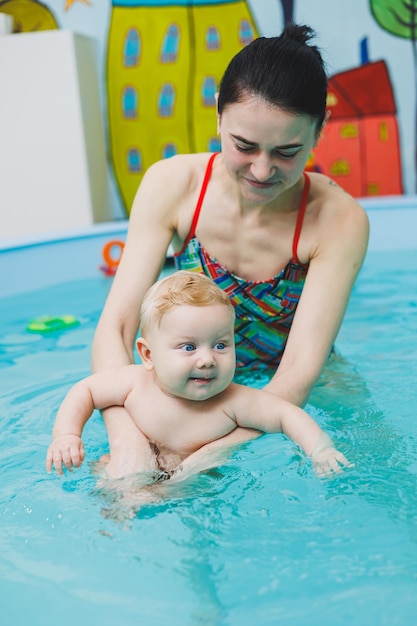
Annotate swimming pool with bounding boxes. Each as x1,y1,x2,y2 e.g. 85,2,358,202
1,204,417,625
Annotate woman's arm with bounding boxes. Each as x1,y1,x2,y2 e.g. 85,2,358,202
265,187,369,406
170,427,262,483
92,160,179,373
91,157,197,478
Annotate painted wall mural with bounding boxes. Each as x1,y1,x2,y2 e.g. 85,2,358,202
370,0,417,192
0,0,414,216
106,1,258,213
312,55,403,197
0,0,59,30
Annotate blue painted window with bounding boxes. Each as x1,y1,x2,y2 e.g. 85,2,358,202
124,28,140,67
160,24,179,63
201,77,217,107
123,86,138,119
206,26,220,51
208,137,221,152
162,143,177,159
239,19,254,46
158,83,175,117
127,148,142,173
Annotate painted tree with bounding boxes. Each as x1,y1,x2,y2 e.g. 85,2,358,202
370,0,417,190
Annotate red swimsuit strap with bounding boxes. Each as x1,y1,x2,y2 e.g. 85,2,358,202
292,172,311,263
176,152,219,256
177,156,310,264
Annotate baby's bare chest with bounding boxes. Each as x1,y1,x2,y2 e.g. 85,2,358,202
125,392,235,454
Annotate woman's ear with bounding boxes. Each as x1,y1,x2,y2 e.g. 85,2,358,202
314,110,331,147
136,337,154,370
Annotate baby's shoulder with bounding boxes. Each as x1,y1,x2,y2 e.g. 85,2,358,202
224,382,264,408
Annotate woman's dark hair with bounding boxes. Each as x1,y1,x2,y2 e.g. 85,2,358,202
217,23,328,129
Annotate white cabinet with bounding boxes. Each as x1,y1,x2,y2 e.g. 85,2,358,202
0,30,111,239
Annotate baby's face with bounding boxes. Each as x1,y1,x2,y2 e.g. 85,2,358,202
147,304,236,401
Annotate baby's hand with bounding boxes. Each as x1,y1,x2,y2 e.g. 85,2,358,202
311,446,353,477
310,431,354,477
46,434,85,475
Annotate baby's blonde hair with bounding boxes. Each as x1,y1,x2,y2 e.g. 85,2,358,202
140,270,234,337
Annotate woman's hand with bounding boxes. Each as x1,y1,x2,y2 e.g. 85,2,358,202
170,427,262,484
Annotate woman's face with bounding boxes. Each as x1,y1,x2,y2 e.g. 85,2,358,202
218,94,319,205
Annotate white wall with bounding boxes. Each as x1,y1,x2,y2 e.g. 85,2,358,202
0,30,111,240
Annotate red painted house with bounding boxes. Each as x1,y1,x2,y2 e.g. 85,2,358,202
312,60,403,197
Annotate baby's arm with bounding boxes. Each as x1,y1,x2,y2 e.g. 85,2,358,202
46,366,137,474
233,386,352,474
46,379,96,474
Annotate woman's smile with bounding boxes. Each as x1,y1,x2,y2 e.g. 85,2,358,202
244,176,280,189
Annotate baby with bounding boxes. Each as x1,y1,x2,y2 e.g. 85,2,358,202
46,271,351,479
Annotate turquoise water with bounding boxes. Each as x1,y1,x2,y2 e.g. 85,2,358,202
1,249,417,625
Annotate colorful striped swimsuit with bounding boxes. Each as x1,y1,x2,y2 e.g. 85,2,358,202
174,153,310,374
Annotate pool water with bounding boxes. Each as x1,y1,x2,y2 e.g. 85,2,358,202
1,249,417,625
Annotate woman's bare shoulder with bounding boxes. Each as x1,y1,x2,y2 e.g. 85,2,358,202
128,152,217,229
309,172,363,211
307,172,369,257
308,172,369,234
144,152,216,194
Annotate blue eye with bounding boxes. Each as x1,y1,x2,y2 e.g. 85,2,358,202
181,343,196,352
214,342,226,351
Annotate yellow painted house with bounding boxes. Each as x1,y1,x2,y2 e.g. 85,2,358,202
106,0,258,213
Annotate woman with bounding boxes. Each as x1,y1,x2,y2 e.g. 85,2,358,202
92,23,369,478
